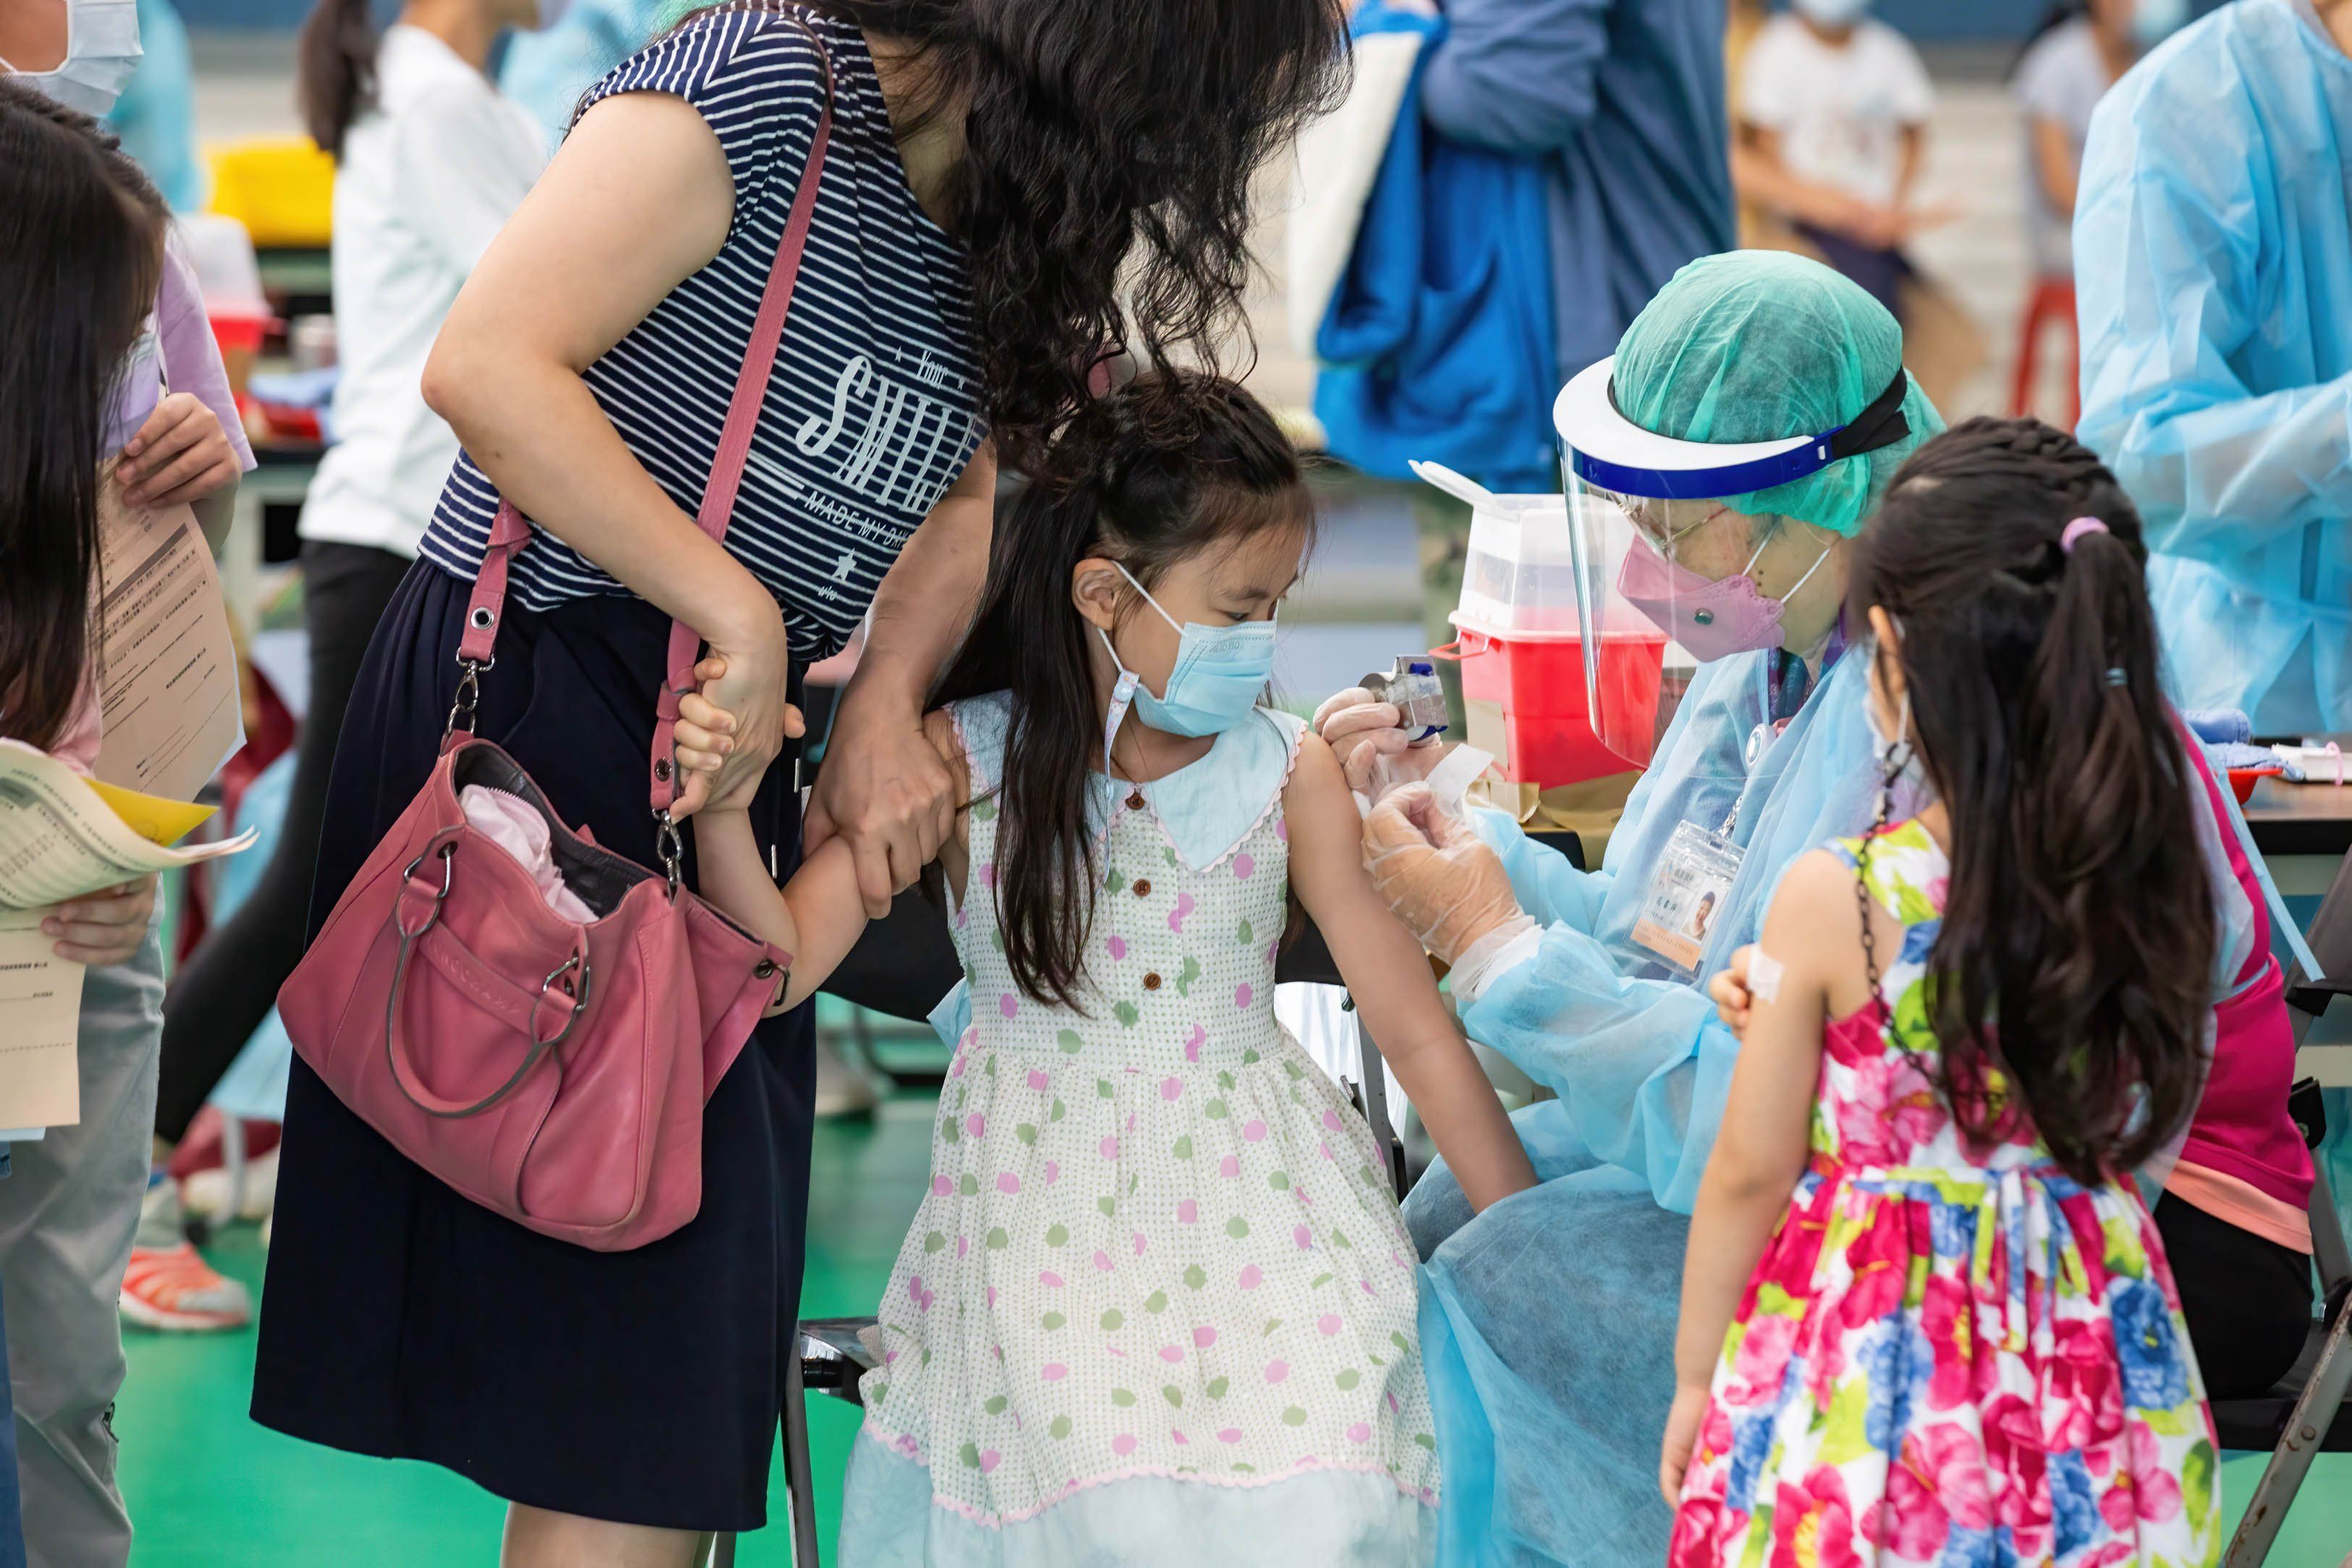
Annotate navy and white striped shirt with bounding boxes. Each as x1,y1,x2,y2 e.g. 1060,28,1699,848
415,8,984,663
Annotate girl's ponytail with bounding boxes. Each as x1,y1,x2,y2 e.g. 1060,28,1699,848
297,0,378,159
1853,417,2214,1183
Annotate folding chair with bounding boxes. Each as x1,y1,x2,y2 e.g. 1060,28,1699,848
2214,1082,2351,1568
2216,838,2352,1568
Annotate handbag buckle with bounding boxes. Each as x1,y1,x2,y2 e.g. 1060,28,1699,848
396,841,457,937
536,952,593,1049
445,659,488,737
654,812,684,899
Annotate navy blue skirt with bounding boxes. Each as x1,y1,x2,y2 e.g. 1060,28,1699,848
250,562,815,1532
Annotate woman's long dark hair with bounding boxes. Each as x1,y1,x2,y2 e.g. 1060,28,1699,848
679,0,1346,480
297,0,379,158
1850,417,2214,1183
931,372,1311,1006
0,82,166,753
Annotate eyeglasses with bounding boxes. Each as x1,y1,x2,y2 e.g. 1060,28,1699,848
1615,496,1735,556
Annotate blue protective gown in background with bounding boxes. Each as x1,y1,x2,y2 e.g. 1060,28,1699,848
499,0,677,149
1404,643,2258,1567
1418,0,1735,389
105,0,202,212
2076,0,2352,736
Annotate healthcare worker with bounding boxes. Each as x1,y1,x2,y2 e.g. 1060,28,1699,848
1324,249,1945,1566
2076,0,2352,734
1336,250,2280,1568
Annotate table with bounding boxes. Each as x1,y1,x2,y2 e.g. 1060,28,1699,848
2242,778,2352,1085
2244,775,2352,863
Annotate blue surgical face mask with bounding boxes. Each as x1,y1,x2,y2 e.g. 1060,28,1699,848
1096,564,1276,772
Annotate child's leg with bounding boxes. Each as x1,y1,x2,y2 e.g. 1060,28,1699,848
0,923,164,1568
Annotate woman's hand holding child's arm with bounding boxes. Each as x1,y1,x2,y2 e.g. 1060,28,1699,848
1285,736,1536,1212
675,669,965,1018
1661,852,1843,1506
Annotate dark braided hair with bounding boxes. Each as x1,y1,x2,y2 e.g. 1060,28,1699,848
1847,416,2215,1183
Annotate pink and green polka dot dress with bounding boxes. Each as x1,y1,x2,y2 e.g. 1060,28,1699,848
837,694,1438,1566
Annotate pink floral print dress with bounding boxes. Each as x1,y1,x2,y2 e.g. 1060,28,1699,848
1670,821,2220,1568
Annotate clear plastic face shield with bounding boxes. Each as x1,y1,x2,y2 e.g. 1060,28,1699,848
1554,357,1913,768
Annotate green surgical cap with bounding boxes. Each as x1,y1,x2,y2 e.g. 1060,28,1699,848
1611,250,1946,538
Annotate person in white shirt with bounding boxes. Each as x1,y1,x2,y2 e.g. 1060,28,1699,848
1735,0,1937,318
147,0,551,1282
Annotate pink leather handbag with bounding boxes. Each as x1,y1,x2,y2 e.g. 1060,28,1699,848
278,46,832,1253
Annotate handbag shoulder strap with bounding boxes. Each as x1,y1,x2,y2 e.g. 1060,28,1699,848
458,19,838,826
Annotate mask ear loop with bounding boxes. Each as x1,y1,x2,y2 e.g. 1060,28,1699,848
1747,521,1836,604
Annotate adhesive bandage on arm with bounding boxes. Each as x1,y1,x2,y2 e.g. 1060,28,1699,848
1746,948,1786,1006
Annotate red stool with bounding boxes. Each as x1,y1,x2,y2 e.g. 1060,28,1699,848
2010,277,2080,430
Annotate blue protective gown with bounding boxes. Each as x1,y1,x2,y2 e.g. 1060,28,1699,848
1405,640,2260,1567
2076,0,2352,734
104,0,202,212
499,0,677,148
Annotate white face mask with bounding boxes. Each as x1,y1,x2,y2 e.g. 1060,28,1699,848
0,0,143,117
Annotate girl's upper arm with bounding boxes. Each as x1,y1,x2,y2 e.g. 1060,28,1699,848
1282,733,1452,1027
1709,849,1850,1187
1280,731,1363,918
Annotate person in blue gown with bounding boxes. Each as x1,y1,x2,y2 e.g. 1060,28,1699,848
2076,0,2352,736
497,0,676,150
1319,250,2262,1566
104,0,200,211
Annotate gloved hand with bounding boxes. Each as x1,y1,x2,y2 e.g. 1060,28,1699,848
1314,686,1449,799
1361,783,1533,969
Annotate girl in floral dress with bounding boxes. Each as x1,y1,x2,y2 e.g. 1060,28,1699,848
1660,420,2227,1568
677,373,1536,1565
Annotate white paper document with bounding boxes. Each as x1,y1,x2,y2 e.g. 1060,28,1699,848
0,910,83,1129
91,490,243,803
0,740,255,911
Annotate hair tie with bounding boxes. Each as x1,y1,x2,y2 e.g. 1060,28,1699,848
2104,667,2128,687
2061,517,2110,553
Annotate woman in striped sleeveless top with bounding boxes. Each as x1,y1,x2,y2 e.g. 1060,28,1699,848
250,4,1347,1562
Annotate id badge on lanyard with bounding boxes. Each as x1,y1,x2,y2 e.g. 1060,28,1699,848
1629,720,1777,975
1632,818,1743,974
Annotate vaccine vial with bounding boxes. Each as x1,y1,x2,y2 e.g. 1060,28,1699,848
1362,657,1449,745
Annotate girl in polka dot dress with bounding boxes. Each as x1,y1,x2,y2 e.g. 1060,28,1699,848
681,373,1536,1564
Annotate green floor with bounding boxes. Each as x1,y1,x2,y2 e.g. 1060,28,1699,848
117,1090,2352,1566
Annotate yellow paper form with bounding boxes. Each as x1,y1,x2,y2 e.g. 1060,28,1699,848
91,486,244,804
0,910,83,1128
85,779,215,847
